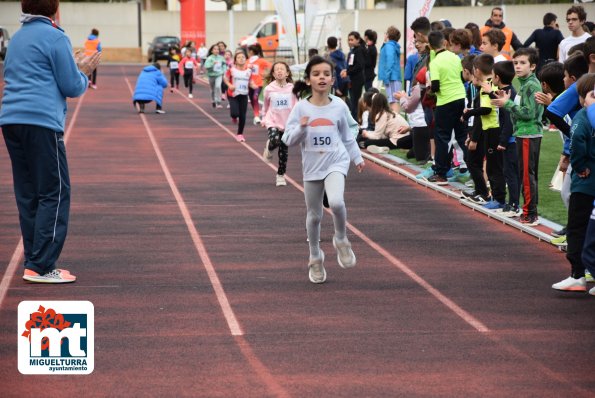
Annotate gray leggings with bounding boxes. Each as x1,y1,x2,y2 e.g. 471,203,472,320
304,172,347,259
208,75,223,104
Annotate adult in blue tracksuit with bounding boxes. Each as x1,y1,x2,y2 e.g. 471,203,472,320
0,0,100,283
132,63,168,114
378,26,402,112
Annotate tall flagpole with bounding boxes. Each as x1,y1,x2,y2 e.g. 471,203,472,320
292,0,299,63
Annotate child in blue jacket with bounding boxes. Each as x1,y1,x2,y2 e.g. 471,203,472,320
133,63,168,114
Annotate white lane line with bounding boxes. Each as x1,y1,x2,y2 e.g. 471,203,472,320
177,90,489,333
125,78,243,336
0,93,86,310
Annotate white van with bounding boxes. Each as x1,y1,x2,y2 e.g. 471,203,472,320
239,12,340,59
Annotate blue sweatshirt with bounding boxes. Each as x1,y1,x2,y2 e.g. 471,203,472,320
570,108,595,196
133,65,168,106
0,17,88,132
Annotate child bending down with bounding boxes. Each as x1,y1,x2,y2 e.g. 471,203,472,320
283,56,365,284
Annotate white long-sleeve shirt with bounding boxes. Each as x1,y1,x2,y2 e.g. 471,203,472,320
283,97,363,181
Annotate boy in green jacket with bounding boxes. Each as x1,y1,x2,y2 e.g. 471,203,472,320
492,48,544,225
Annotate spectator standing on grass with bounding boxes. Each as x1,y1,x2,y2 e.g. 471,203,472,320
462,54,506,210
552,73,595,294
378,26,402,113
132,63,168,114
580,91,595,295
544,51,591,242
523,13,564,72
326,36,349,101
83,28,101,89
465,23,483,56
341,31,367,120
559,5,590,63
424,30,467,185
450,29,472,59
479,7,523,60
0,0,100,283
492,61,520,217
364,29,378,91
491,48,544,226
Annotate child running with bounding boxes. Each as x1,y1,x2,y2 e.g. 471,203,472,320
167,47,181,93
178,49,199,98
283,56,365,284
204,44,226,108
262,61,297,186
247,44,271,125
224,50,254,142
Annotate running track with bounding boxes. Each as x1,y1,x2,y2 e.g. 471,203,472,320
0,65,594,397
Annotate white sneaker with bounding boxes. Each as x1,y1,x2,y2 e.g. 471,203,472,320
308,251,326,284
552,276,587,292
333,236,356,268
253,116,261,125
367,145,390,154
155,109,166,114
589,286,595,296
188,93,193,98
276,174,287,186
263,140,273,162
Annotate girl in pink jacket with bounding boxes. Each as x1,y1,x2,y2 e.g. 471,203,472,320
261,62,298,186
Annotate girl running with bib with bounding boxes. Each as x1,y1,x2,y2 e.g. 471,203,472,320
224,50,254,142
204,44,226,108
262,62,297,186
167,47,181,93
178,48,199,98
283,56,365,284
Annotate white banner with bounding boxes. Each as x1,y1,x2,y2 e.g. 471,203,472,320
273,0,299,62
406,0,436,56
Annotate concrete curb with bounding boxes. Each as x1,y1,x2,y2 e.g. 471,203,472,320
361,151,563,247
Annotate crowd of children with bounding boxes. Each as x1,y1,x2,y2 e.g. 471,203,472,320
125,5,595,290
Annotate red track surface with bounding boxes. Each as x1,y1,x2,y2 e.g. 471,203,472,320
0,65,594,397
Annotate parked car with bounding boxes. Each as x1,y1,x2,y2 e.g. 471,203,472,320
0,27,10,60
147,36,180,62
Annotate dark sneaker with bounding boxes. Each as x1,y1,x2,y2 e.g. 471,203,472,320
551,226,567,237
427,174,448,185
501,204,522,218
462,190,489,204
520,214,539,226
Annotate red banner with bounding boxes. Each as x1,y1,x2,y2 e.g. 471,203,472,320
179,0,206,47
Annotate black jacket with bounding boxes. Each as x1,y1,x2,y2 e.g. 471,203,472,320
364,44,377,81
347,45,366,83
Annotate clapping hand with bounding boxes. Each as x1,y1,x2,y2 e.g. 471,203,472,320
490,89,510,108
75,50,101,77
534,92,553,106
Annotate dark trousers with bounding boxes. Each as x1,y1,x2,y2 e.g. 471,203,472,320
411,126,431,162
581,203,595,276
2,125,71,274
484,127,506,203
170,70,179,88
229,94,248,135
183,71,193,94
503,141,520,206
363,135,412,150
133,100,162,111
348,79,364,120
88,68,97,85
567,192,595,278
248,87,262,117
364,78,374,91
267,130,289,175
433,99,467,177
517,137,541,216
466,131,489,197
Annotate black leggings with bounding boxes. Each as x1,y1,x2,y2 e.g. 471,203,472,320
267,129,289,175
170,70,179,88
229,94,248,135
183,71,193,94
363,134,412,150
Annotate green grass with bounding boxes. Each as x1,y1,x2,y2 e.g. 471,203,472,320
387,130,568,225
